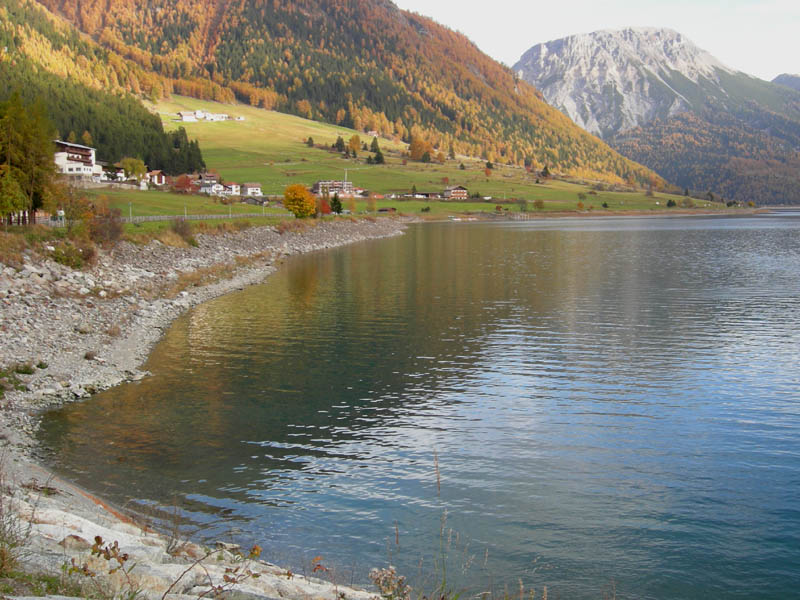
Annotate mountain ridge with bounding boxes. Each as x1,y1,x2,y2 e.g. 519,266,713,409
514,27,800,203
773,74,800,92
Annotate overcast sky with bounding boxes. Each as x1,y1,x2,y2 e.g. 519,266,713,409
392,0,799,81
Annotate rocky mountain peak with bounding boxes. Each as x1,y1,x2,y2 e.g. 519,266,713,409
514,27,734,137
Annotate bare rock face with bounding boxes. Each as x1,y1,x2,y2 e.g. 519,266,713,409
513,27,735,138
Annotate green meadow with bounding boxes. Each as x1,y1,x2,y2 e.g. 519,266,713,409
91,188,287,217
124,95,718,216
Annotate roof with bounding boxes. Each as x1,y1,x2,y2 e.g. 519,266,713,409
445,185,468,191
242,182,261,187
54,140,95,151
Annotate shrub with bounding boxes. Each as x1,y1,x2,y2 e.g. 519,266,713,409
283,184,316,218
576,201,585,211
666,199,677,208
602,202,609,209
533,199,544,210
318,198,332,215
51,240,95,269
170,219,196,245
89,207,123,247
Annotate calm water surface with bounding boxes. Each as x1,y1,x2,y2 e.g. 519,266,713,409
39,215,800,599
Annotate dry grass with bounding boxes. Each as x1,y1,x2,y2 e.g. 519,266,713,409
164,252,272,298
275,219,315,235
0,232,28,267
154,230,191,248
193,220,253,235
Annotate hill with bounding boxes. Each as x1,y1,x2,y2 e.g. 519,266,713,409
27,0,659,186
514,28,800,204
142,95,704,216
0,0,205,174
773,74,800,92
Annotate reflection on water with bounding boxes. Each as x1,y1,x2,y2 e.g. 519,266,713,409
39,215,800,599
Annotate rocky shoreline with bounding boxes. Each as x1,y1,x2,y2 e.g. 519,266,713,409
0,217,411,600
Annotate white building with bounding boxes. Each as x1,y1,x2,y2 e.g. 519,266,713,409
148,170,167,186
223,183,241,196
54,140,97,179
200,182,224,196
241,183,263,197
312,180,355,197
205,113,229,122
178,111,198,122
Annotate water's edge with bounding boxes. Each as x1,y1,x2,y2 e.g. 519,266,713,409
0,218,412,599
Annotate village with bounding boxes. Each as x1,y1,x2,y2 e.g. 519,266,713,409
54,137,473,208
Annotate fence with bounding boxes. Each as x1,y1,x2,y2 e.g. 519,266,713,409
121,212,292,224
24,212,292,227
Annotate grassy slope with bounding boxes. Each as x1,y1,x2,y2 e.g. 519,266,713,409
143,96,706,216
95,189,288,217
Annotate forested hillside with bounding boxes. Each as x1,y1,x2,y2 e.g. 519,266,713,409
0,59,204,174
612,107,800,204
0,0,205,173
28,0,659,185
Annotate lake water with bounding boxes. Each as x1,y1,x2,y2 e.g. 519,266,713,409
39,215,800,599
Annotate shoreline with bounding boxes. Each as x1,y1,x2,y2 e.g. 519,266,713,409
0,216,412,599
0,208,771,598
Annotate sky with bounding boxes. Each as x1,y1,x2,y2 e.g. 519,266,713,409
392,0,800,81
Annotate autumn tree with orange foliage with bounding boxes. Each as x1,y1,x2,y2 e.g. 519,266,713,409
284,184,316,218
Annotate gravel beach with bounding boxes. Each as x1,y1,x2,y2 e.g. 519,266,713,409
0,217,410,600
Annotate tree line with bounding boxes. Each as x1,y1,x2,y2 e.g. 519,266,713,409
0,58,205,177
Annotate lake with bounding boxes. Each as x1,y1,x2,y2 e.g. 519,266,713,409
39,215,800,599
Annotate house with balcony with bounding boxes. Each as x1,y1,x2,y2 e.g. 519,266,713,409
444,185,469,200
54,140,97,179
312,180,355,197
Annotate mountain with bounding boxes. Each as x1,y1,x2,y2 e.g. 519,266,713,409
23,0,660,186
514,28,800,204
773,74,800,92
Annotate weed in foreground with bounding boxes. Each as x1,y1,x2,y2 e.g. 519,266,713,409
0,455,34,577
12,363,35,376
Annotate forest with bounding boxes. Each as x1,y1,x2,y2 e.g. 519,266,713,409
612,110,800,204
0,57,205,175
25,0,659,186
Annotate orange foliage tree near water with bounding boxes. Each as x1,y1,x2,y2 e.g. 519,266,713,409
283,184,315,218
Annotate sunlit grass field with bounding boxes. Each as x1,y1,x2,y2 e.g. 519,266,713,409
91,188,287,217
90,94,722,218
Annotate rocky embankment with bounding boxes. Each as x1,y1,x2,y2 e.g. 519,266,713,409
0,217,410,600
